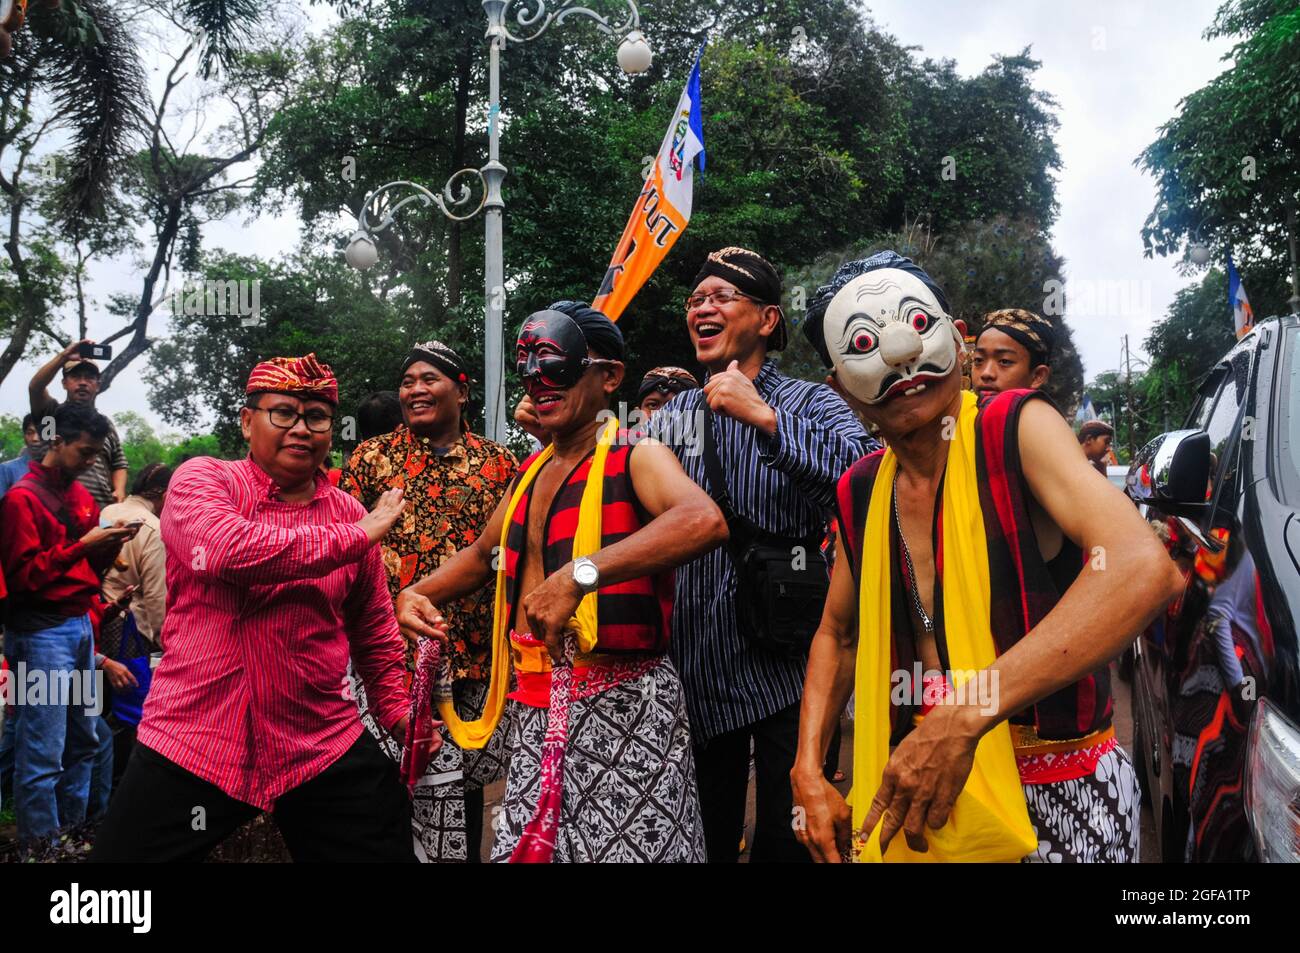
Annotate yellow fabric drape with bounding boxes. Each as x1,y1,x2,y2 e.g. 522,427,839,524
439,417,619,749
852,390,1038,862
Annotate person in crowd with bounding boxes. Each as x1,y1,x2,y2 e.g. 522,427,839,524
0,414,43,495
354,390,405,442
637,366,700,419
0,403,139,844
91,354,417,862
28,340,128,508
971,308,1055,400
1078,419,1115,476
340,341,517,863
792,251,1182,863
396,302,727,862
644,247,876,862
101,463,172,647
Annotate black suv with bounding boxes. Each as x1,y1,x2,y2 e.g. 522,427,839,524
1127,313,1300,862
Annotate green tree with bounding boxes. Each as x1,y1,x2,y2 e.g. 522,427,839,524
147,250,414,456
249,0,1066,409
1137,0,1300,312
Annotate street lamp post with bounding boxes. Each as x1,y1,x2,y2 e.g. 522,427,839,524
346,1,652,442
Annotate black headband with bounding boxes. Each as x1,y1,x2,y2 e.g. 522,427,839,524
692,247,786,350
402,340,469,385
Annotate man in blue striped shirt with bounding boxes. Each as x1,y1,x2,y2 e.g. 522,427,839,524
647,247,876,862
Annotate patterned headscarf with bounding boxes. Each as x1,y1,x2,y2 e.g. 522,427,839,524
402,340,470,385
245,353,339,405
981,308,1055,366
636,366,701,404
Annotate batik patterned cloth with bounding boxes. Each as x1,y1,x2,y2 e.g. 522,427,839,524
490,657,707,863
339,426,517,679
351,663,509,862
1020,747,1140,863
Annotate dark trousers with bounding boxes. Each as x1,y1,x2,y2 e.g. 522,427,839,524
90,732,416,862
692,701,811,863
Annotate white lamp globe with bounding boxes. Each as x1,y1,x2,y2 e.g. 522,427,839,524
618,31,652,75
1188,241,1211,266
346,231,379,270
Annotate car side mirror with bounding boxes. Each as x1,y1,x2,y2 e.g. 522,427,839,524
1126,429,1212,518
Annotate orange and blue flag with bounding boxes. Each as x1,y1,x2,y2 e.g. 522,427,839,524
594,47,706,321
1227,254,1254,339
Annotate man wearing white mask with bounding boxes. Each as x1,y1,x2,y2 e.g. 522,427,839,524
790,252,1181,863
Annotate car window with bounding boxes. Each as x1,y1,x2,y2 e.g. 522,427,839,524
1189,364,1228,431
1279,325,1300,506
1203,347,1252,524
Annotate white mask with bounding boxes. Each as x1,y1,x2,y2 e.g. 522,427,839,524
823,268,961,405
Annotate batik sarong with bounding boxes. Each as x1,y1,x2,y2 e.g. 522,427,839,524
1020,746,1141,863
490,656,706,863
351,662,508,862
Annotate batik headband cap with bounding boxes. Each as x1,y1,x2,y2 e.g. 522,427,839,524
692,246,787,351
980,309,1055,365
402,339,471,385
636,366,701,403
245,352,339,405
802,251,952,368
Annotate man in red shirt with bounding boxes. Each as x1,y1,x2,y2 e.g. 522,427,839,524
0,403,139,844
91,354,419,862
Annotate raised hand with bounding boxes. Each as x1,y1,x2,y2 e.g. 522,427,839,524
357,487,405,544
703,359,778,435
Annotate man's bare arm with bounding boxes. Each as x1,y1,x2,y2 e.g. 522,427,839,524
791,552,859,862
969,399,1184,728
395,488,510,640
586,440,727,585
522,440,727,657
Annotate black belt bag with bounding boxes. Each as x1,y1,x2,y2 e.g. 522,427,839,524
701,404,829,658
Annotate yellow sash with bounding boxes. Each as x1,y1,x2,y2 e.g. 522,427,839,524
852,390,1037,862
439,417,618,748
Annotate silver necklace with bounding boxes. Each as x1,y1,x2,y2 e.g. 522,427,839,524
892,470,934,635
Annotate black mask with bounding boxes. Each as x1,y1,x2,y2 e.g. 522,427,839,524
516,310,595,390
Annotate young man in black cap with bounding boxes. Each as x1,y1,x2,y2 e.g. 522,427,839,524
28,339,128,508
972,308,1055,401
636,366,700,419
645,247,876,862
339,339,517,862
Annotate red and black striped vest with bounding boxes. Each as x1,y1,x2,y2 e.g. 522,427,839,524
502,441,673,654
834,389,1112,741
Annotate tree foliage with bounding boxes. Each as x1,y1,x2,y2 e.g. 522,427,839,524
230,0,1074,426
1137,0,1300,312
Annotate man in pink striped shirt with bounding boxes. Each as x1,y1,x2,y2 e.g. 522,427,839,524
93,354,430,862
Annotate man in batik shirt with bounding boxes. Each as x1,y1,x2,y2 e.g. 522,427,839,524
340,340,516,863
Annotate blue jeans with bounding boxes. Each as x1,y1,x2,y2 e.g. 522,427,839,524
2,615,100,842
0,706,13,811
88,716,114,819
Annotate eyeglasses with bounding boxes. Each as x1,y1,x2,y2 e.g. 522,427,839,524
251,406,334,433
684,289,762,313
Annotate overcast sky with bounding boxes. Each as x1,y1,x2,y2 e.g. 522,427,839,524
0,0,1234,434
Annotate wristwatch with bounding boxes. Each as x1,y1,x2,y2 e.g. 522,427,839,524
572,556,600,595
